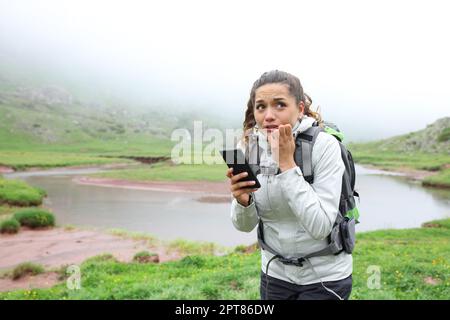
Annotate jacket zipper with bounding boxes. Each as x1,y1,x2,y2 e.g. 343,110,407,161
266,175,273,210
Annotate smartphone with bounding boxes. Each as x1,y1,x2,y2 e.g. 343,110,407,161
220,149,261,188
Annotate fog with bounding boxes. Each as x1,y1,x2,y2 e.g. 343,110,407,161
1,0,449,142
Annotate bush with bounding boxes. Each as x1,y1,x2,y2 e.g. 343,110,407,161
11,262,44,280
133,251,159,264
84,253,118,264
0,218,20,234
0,179,46,206
437,127,450,142
13,209,55,228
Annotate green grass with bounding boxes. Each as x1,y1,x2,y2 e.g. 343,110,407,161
0,218,20,234
107,227,227,256
0,178,46,206
0,151,133,170
91,161,229,182
346,148,449,172
423,169,450,188
0,205,23,218
1,219,449,300
10,263,45,280
13,208,55,228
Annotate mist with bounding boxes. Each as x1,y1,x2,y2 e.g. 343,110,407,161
1,0,449,142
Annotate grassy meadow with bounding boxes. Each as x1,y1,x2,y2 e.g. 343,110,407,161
1,218,449,300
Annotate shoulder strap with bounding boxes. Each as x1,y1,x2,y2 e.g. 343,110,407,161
294,125,323,184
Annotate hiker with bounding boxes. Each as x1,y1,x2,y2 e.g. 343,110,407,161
226,70,354,300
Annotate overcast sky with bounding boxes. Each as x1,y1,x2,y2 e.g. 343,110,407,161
0,0,449,142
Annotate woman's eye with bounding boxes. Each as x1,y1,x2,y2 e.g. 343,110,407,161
256,104,265,110
276,102,286,108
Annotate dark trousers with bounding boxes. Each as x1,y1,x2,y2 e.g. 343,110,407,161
260,271,352,300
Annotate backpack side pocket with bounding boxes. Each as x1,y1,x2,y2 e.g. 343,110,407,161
340,217,356,254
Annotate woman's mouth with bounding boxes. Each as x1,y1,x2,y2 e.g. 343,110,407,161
264,125,279,132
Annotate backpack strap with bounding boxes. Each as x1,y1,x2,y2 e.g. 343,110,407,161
294,125,323,184
257,213,345,266
257,221,305,267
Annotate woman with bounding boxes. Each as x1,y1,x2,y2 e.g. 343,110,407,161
226,70,352,300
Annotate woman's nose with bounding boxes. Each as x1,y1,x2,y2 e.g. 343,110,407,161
264,108,276,122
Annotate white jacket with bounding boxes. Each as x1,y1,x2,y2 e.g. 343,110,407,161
230,115,353,285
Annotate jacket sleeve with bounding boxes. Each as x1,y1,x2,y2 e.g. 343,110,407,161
229,138,259,233
230,198,259,232
277,133,345,240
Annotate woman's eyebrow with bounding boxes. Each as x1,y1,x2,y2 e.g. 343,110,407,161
255,97,286,103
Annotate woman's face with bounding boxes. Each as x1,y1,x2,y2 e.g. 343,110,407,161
253,83,304,133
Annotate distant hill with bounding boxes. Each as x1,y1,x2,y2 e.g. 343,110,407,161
0,75,231,150
348,117,450,155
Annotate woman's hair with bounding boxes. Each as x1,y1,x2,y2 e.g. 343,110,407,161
243,70,322,140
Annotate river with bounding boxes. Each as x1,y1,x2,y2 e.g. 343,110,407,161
4,165,449,247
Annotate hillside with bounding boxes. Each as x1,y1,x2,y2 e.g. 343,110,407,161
0,81,174,147
0,73,230,158
348,117,450,155
348,117,450,188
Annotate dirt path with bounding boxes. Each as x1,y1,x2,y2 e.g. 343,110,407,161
0,227,183,292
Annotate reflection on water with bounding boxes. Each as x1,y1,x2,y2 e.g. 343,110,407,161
4,165,449,246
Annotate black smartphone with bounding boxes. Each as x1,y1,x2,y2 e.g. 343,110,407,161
220,149,261,188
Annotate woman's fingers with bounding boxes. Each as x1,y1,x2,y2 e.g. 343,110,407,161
285,124,292,137
278,124,294,146
230,171,249,184
226,167,233,178
230,180,256,192
279,124,292,139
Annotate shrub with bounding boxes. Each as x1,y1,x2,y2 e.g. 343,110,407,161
84,253,118,264
0,179,46,206
13,209,55,228
11,262,44,280
133,251,159,264
437,127,450,142
0,218,20,234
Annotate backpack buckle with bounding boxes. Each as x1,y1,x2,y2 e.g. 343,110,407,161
278,257,305,267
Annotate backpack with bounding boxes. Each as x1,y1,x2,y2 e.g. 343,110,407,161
255,121,360,267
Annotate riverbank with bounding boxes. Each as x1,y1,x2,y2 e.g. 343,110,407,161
0,218,448,299
348,145,450,188
0,224,228,293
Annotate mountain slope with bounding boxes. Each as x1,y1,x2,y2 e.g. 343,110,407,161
348,117,450,155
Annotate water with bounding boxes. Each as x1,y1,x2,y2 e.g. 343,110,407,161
4,165,449,247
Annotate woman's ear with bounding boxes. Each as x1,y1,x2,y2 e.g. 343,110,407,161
298,101,305,118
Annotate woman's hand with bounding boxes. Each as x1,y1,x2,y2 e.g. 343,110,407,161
226,168,258,207
268,124,297,172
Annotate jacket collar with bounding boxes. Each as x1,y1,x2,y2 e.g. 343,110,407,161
252,115,316,152
293,115,316,136
255,115,316,140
